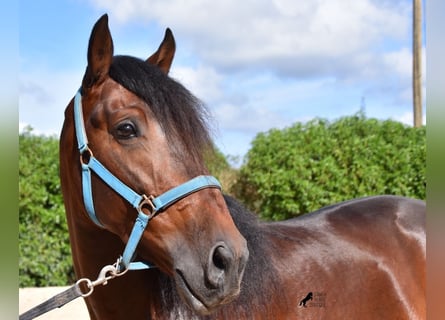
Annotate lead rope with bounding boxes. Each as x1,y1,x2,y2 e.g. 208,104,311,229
19,258,129,320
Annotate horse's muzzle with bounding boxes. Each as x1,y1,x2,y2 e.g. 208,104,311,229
174,238,249,315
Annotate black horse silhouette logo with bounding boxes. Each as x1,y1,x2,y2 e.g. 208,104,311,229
299,292,313,307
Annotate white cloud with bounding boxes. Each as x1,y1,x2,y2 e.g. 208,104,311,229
214,102,288,133
395,111,414,126
22,0,421,160
170,65,224,104
392,111,426,126
89,0,410,79
383,47,412,79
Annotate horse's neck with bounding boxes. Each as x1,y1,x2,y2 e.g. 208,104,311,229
220,196,299,317
206,197,288,317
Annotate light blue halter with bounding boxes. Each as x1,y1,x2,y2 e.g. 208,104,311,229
73,89,222,272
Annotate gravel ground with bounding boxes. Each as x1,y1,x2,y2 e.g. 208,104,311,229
19,287,89,319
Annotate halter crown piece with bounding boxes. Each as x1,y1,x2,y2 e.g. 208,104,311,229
73,89,222,271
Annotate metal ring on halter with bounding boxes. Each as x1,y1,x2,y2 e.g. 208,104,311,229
138,195,158,219
79,147,93,166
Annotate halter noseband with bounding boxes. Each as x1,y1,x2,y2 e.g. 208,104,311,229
73,89,222,271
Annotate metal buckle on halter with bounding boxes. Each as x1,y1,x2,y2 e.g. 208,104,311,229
138,194,158,219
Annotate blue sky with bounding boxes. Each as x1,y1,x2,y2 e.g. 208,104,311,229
19,0,425,164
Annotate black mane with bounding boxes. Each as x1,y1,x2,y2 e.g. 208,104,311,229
109,55,213,166
221,195,283,317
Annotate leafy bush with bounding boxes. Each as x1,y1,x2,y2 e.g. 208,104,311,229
19,128,75,287
232,114,426,221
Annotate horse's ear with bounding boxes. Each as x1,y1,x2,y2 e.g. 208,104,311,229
82,14,114,90
146,28,176,74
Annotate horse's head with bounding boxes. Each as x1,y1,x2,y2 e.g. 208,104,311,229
60,14,248,315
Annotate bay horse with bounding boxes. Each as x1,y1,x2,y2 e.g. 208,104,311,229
60,14,425,319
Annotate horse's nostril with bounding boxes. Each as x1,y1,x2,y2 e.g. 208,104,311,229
207,242,242,290
212,246,228,271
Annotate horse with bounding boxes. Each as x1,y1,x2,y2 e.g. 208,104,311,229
60,14,425,319
59,13,249,318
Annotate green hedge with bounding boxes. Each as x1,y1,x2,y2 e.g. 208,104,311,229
232,114,426,221
19,128,75,287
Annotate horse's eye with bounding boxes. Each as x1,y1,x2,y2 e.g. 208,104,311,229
115,122,137,139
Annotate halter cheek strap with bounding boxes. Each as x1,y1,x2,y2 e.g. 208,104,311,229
74,90,145,228
73,89,222,271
